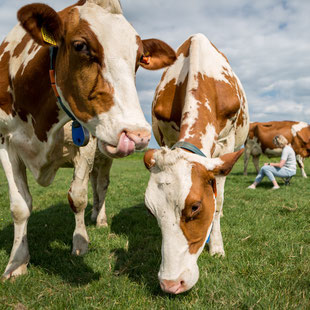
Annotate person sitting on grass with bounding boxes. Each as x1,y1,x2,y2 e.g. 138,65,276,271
247,135,296,190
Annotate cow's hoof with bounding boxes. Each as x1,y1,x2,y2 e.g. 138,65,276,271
96,219,108,228
1,264,28,281
72,234,89,256
209,245,225,257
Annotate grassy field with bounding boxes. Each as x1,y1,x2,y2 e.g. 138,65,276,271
0,152,309,309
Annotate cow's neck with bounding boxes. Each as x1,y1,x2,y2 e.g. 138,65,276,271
12,43,69,143
178,103,217,158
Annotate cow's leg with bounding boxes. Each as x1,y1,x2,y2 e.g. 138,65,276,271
0,148,32,280
209,176,226,256
243,148,250,175
90,157,113,227
252,155,260,174
68,157,92,256
296,155,307,178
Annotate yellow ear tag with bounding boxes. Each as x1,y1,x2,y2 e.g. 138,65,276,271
41,27,57,46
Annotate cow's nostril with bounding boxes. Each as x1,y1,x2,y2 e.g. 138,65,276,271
180,280,185,286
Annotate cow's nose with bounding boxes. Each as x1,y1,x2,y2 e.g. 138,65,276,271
126,129,151,150
160,279,186,294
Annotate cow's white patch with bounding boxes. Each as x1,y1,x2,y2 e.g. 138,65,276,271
292,122,308,136
2,25,41,79
190,34,234,84
200,123,217,157
155,54,189,96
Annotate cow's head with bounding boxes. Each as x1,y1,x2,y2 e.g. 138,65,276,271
144,147,243,294
17,0,176,158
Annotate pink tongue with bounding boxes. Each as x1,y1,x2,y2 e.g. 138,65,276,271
117,132,135,155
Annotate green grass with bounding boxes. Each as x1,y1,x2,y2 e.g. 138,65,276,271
0,153,309,309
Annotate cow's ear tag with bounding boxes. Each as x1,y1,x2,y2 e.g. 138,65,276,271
140,52,151,65
72,120,90,147
41,27,57,46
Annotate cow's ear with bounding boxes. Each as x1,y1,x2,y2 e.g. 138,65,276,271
144,149,157,170
140,39,176,70
210,149,244,176
17,3,63,46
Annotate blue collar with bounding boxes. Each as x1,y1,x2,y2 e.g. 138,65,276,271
171,141,207,157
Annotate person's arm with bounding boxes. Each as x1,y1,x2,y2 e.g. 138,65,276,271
270,160,286,168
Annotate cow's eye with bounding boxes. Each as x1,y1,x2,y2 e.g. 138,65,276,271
191,202,201,215
73,41,89,54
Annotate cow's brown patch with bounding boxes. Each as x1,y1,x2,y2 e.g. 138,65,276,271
177,37,192,58
180,163,215,254
12,34,29,58
153,75,188,127
0,42,13,115
13,46,59,141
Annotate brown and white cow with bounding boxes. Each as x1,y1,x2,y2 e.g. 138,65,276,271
244,121,310,178
0,0,176,280
143,33,249,294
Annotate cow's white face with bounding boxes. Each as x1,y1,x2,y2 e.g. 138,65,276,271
17,0,176,158
144,147,243,294
144,148,225,294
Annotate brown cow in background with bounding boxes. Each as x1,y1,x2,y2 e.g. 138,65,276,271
244,121,310,178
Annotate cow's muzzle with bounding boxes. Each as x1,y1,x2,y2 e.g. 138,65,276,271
99,129,151,158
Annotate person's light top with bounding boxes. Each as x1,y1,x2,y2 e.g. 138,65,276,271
281,145,296,172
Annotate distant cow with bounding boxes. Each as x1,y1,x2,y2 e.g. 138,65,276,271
143,34,249,294
0,0,176,280
244,121,310,178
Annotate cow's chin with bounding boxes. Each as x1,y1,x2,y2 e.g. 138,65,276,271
98,132,135,158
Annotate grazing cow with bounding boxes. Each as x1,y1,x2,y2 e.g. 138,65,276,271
0,0,176,280
244,121,310,178
143,34,249,294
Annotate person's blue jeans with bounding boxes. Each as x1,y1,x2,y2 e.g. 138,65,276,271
255,166,296,183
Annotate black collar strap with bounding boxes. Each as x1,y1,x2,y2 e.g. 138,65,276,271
171,141,207,157
49,46,90,147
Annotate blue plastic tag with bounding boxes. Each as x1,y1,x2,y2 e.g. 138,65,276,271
71,120,90,147
206,222,213,244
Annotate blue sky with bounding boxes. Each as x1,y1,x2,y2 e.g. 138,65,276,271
1,0,309,148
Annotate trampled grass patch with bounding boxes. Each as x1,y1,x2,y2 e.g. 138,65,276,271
0,153,309,309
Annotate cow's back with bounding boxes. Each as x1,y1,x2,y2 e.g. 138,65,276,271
152,34,249,157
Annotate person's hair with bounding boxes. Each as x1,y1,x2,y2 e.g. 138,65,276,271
273,135,288,148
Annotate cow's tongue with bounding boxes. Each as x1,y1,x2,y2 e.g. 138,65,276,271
105,132,135,157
